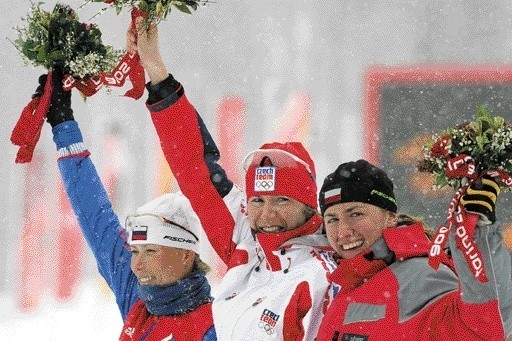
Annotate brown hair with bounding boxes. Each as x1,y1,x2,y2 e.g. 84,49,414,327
396,213,436,240
194,254,211,273
304,205,318,221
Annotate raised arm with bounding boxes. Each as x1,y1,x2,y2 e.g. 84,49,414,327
39,72,139,320
127,19,242,265
451,177,512,338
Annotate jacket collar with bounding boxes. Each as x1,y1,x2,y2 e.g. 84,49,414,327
330,222,437,289
255,214,324,271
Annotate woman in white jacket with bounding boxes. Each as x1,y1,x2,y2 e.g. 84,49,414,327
128,18,338,340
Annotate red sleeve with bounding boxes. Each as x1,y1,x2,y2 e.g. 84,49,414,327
282,281,312,341
149,94,237,265
421,291,504,340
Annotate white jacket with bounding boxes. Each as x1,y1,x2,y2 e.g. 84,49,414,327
148,91,338,340
211,187,337,340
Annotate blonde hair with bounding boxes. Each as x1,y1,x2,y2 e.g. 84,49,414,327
194,254,211,273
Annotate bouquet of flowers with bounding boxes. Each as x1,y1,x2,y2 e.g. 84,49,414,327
417,105,512,191
13,2,123,86
10,2,142,164
418,105,512,284
87,0,211,28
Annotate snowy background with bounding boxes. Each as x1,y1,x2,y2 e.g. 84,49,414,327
2,0,512,339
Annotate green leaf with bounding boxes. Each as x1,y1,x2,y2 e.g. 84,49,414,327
22,47,38,61
139,1,149,13
493,116,505,129
14,38,25,49
174,3,192,14
36,46,47,63
436,173,449,188
156,1,164,17
476,105,492,120
48,49,63,62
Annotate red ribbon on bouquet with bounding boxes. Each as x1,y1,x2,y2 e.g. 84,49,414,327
428,155,512,283
10,72,54,163
100,7,147,99
61,47,145,99
11,8,148,164
61,8,147,99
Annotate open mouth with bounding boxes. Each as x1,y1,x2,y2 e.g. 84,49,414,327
138,275,155,284
341,240,364,251
260,226,283,233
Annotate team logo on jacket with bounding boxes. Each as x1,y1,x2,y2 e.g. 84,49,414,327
123,327,135,338
258,308,280,335
254,167,275,192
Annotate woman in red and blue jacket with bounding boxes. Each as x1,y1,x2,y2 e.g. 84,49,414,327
36,70,216,340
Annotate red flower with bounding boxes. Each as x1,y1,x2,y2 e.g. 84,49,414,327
104,0,115,4
430,134,450,157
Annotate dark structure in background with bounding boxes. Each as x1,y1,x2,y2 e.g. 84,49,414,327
364,65,512,229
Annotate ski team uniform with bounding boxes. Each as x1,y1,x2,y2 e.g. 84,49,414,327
146,77,338,340
52,121,216,341
316,221,512,341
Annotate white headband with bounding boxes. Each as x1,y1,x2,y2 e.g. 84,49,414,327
125,214,199,253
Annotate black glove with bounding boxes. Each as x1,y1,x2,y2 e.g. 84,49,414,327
33,70,74,127
32,74,47,99
460,176,500,225
46,68,74,127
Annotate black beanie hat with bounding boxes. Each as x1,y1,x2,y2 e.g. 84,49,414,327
319,159,397,215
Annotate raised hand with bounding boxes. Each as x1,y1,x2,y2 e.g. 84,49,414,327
460,175,500,225
126,17,168,85
47,68,74,127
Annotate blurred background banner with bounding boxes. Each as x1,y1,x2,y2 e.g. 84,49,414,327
364,65,512,232
3,0,512,339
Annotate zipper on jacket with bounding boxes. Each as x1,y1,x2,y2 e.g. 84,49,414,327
139,316,159,341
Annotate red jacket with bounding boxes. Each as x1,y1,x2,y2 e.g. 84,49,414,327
147,84,337,340
120,301,215,341
316,222,512,341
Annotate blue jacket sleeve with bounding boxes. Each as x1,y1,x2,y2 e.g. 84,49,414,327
52,120,139,321
203,326,217,341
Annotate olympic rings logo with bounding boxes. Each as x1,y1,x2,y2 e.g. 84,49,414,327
258,321,274,335
255,180,274,190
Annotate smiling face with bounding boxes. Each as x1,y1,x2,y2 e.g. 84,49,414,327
129,244,195,286
323,202,397,259
247,195,311,233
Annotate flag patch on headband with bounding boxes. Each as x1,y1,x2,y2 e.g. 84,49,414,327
254,166,276,192
131,226,148,241
324,188,341,205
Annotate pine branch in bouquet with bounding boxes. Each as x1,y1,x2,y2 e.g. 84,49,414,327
86,0,212,28
12,2,123,79
417,105,512,191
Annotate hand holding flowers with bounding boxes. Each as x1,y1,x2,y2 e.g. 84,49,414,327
13,3,123,93
417,105,512,191
417,106,512,283
87,0,211,29
10,2,142,164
